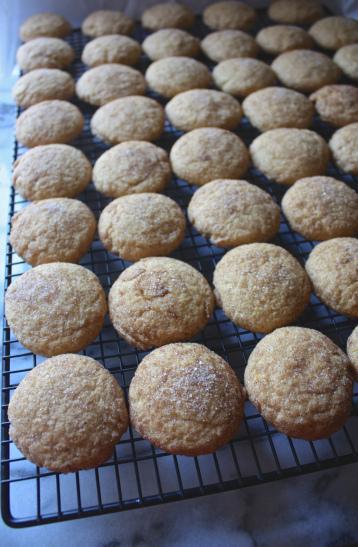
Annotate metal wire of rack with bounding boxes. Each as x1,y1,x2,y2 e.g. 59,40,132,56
1,13,358,528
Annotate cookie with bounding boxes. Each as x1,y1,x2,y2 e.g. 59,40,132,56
170,127,249,186
347,326,358,380
10,198,96,266
250,129,329,185
329,123,358,175
8,354,128,472
203,1,257,31
81,35,141,67
76,64,146,106
244,327,353,440
12,69,75,108
165,89,242,132
141,3,195,30
281,176,358,241
305,238,358,317
129,343,244,455
272,50,341,93
5,263,107,356
256,25,314,55
16,100,83,148
108,257,214,349
213,243,311,333
20,12,71,41
213,58,277,97
17,37,75,72
93,141,171,198
145,56,212,98
91,96,164,145
242,87,314,132
13,144,92,200
201,30,258,62
268,0,324,25
310,85,358,127
98,193,185,261
309,16,358,51
142,29,200,61
334,44,358,80
82,10,134,37
188,179,280,247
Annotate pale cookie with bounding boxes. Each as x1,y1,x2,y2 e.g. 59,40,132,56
305,238,358,317
17,37,75,72
201,30,258,62
250,128,329,185
309,16,358,51
188,179,280,247
91,96,164,145
141,3,195,30
81,35,141,67
10,198,96,266
93,141,171,198
165,89,242,131
347,326,358,380
82,10,134,37
244,327,353,440
213,58,277,97
268,0,324,25
8,354,128,472
256,25,314,55
20,12,71,41
272,50,341,93
329,123,358,175
334,44,358,80
170,127,249,186
129,343,244,455
12,69,75,108
98,193,185,261
142,29,200,61
242,87,314,132
310,85,358,127
76,64,146,106
203,1,257,31
281,176,358,241
13,144,92,200
145,56,212,98
16,100,83,148
108,257,214,349
213,243,311,333
5,263,107,356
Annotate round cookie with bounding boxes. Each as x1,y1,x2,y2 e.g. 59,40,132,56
250,129,329,185
91,96,164,145
203,1,257,31
76,64,146,106
129,343,244,455
201,30,258,62
5,263,107,356
281,176,358,241
347,326,358,380
244,327,353,440
256,25,314,55
141,3,194,30
98,193,185,261
213,243,311,333
12,69,75,108
188,179,280,247
20,12,71,41
93,141,171,198
13,144,92,201
142,29,200,61
309,16,358,51
17,37,75,72
145,57,212,98
310,85,358,127
8,354,128,472
334,45,358,80
81,35,141,67
213,58,277,97
243,87,314,132
108,257,215,349
16,100,83,148
10,198,96,266
170,128,249,186
82,10,134,37
305,237,358,317
165,89,242,132
329,123,358,175
268,0,325,25
272,50,342,93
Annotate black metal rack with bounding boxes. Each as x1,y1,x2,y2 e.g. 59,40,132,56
1,14,358,528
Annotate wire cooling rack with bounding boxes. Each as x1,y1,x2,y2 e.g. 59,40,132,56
2,13,358,528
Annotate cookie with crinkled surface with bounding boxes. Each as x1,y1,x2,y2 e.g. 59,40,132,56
256,25,313,55
347,326,358,380
82,10,134,37
309,16,358,50
20,12,71,41
13,69,75,108
17,37,75,72
213,58,277,97
142,29,200,61
310,85,358,127
201,30,258,62
141,3,195,30
329,123,358,175
203,1,257,31
334,45,358,80
268,0,324,25
81,35,141,67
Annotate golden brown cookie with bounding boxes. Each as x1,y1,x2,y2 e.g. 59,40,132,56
347,326,358,380
329,123,358,175
141,3,195,30
203,1,257,31
268,0,325,25
334,44,358,80
20,12,71,41
213,58,277,97
142,29,200,61
82,10,134,37
201,30,258,62
309,16,358,50
310,85,358,127
12,69,75,108
256,25,314,55
17,37,75,72
81,35,141,67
